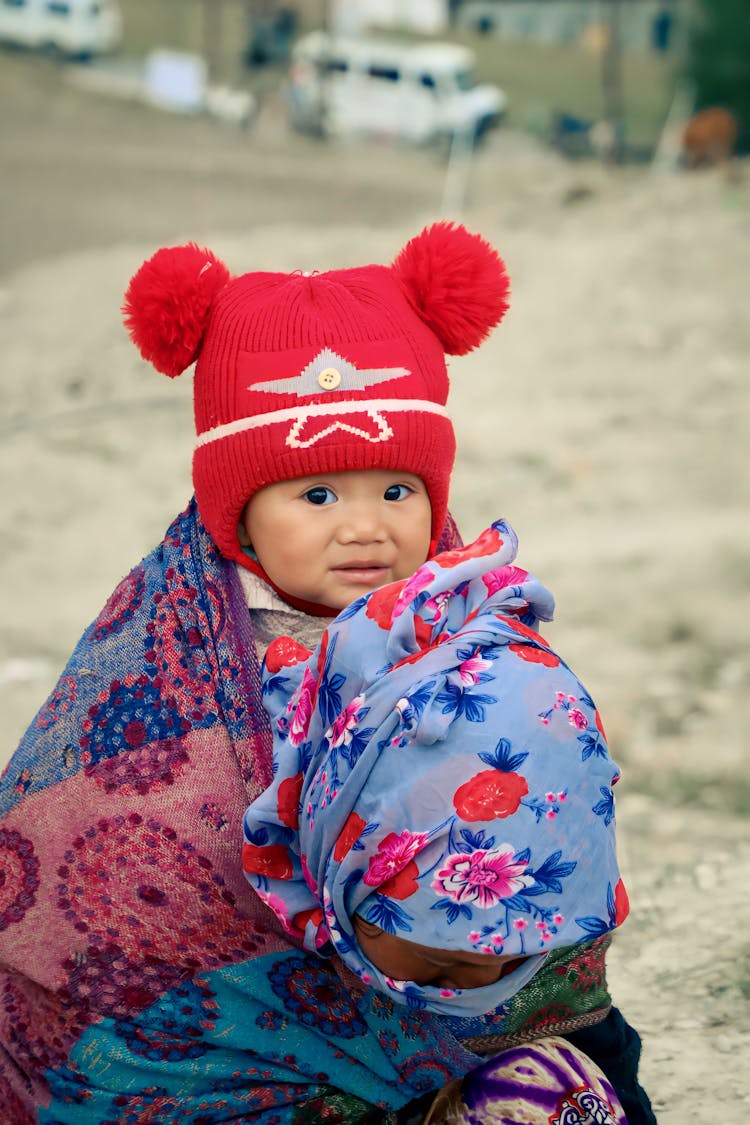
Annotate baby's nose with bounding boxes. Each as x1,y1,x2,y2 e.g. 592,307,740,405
338,506,387,542
435,963,504,991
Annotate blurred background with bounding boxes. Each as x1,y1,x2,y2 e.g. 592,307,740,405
1,3,749,1119
0,0,748,278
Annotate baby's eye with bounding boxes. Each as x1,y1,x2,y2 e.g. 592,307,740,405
383,483,413,502
303,486,337,506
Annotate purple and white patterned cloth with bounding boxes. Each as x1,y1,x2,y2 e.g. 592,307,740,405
243,519,629,1017
424,1036,627,1123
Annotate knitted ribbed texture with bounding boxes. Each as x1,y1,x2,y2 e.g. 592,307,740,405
191,265,454,567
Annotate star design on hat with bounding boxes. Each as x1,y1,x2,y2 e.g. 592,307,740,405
249,348,411,396
287,408,393,448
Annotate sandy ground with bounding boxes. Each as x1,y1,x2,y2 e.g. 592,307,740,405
1,50,749,1122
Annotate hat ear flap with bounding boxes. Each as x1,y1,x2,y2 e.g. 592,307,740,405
391,221,510,356
123,243,231,377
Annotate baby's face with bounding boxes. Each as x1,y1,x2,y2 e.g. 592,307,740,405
353,916,525,991
240,469,432,611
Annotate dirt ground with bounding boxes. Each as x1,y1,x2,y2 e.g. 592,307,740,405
1,50,749,1122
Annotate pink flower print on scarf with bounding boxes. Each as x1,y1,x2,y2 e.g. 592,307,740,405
568,707,589,731
432,847,533,910
364,830,429,890
482,565,529,596
392,567,435,619
456,653,493,686
288,666,318,746
327,694,366,749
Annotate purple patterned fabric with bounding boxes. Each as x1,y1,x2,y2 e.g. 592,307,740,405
426,1036,627,1123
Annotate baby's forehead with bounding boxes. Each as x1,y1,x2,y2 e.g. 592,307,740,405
276,467,423,486
353,916,506,963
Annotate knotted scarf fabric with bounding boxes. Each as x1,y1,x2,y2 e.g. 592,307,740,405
243,520,629,1018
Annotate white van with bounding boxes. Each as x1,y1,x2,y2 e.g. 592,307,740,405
287,31,506,145
0,0,121,59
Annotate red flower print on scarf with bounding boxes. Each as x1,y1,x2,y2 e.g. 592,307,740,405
614,878,630,925
265,635,312,673
316,632,329,675
293,906,324,934
333,811,367,862
366,582,407,630
509,643,560,667
433,526,504,568
277,772,304,829
595,709,607,740
432,847,532,908
366,583,432,649
363,830,428,888
242,842,293,880
454,768,529,821
379,860,420,900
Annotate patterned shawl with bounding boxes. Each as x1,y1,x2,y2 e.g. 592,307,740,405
0,501,614,1123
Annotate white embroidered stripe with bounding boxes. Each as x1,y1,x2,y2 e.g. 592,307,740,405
195,399,450,448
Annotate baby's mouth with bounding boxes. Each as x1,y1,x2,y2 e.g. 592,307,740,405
332,562,389,582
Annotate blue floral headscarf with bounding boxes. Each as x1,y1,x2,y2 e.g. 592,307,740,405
243,520,628,1017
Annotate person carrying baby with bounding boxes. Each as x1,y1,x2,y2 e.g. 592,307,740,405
1,221,653,1121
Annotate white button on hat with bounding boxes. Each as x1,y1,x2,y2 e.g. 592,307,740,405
318,367,342,390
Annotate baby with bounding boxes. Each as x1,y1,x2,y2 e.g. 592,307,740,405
122,222,508,614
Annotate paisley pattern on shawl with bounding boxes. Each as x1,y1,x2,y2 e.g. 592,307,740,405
0,500,612,1123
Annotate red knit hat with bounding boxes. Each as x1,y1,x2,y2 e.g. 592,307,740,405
123,222,510,571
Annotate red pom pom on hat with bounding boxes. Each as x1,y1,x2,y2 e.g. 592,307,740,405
123,243,231,377
392,221,510,356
